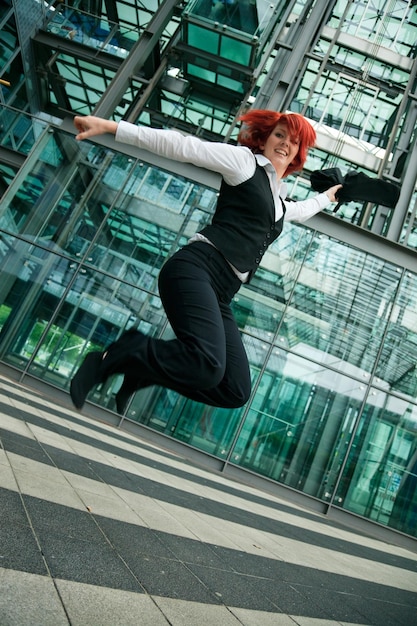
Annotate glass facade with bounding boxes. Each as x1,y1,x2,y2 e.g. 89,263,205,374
0,0,416,542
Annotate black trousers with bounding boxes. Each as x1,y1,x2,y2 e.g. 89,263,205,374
110,242,251,408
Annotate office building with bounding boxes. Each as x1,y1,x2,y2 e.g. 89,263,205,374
0,0,416,542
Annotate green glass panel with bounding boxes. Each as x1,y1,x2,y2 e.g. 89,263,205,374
186,63,216,84
336,392,417,538
277,230,402,385
0,20,18,68
374,271,417,398
0,110,45,155
129,383,245,457
217,74,244,92
330,0,417,56
231,350,367,498
219,35,251,65
187,23,219,52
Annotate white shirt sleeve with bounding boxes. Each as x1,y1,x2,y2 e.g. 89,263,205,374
115,120,256,186
115,121,332,220
283,192,331,222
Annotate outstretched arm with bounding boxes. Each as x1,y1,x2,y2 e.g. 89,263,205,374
74,115,118,141
74,116,256,186
284,183,343,223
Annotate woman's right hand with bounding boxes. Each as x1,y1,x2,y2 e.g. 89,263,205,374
74,115,118,141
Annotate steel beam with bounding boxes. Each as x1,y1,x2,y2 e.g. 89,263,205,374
93,0,182,119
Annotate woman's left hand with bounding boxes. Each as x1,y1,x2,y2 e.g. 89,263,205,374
325,184,343,202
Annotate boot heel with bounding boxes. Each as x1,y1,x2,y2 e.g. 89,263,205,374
70,351,104,409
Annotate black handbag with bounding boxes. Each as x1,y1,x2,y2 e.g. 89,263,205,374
310,167,400,212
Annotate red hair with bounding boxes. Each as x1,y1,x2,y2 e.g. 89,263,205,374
238,110,316,176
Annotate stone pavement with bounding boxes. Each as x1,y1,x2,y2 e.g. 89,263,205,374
1,373,416,625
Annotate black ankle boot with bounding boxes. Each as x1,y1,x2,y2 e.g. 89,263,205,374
70,351,104,409
115,375,137,414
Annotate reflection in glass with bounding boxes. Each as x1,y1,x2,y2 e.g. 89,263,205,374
279,233,401,383
375,272,417,399
329,0,417,57
190,0,272,37
231,350,367,499
337,394,417,536
45,4,138,59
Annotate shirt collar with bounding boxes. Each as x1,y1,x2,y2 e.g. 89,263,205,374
255,153,287,199
255,153,273,169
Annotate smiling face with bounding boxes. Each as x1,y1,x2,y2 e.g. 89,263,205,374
260,122,300,178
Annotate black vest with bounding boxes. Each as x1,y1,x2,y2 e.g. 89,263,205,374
199,165,286,280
